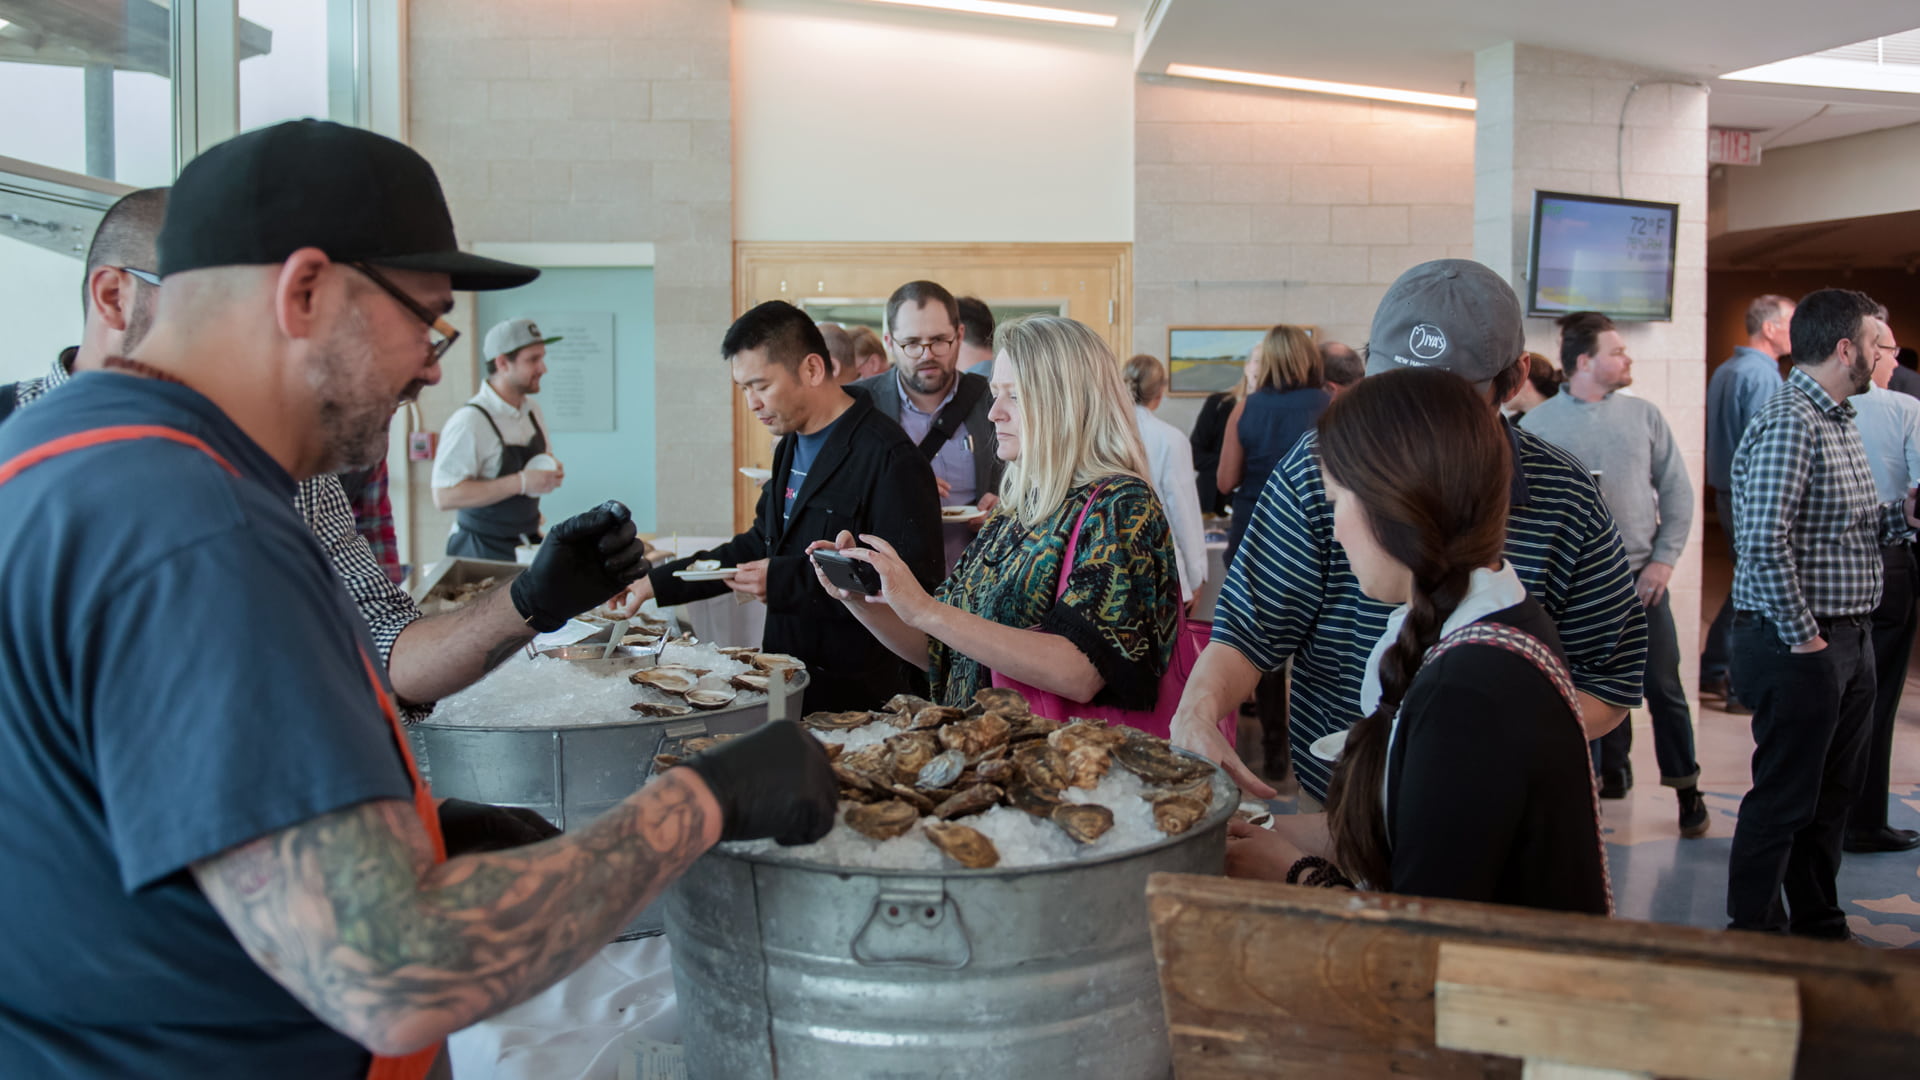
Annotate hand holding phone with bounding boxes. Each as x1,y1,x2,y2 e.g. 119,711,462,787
812,549,883,596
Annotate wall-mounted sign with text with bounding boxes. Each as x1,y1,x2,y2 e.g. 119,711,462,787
526,312,616,433
1708,128,1763,167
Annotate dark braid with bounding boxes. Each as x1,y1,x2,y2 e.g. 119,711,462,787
1316,368,1512,890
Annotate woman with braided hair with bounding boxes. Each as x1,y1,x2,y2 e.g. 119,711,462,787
1225,367,1609,914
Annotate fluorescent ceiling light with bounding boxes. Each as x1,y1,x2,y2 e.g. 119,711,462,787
1165,63,1476,111
858,0,1118,29
1721,56,1920,94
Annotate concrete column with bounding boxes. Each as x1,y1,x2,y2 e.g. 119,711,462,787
1474,42,1710,707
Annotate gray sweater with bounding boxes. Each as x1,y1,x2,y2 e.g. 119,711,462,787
1518,388,1693,571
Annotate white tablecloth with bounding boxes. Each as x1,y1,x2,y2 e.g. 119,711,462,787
448,938,679,1080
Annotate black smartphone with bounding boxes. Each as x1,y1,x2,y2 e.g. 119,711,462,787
812,550,883,595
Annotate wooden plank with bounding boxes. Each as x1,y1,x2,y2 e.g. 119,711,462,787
1146,873,1920,1079
1435,943,1799,1080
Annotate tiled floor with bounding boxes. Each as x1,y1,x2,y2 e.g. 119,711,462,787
1244,517,1920,947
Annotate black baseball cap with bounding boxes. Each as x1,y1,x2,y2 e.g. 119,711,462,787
157,119,538,291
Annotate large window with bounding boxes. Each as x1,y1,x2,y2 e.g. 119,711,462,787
0,2,177,186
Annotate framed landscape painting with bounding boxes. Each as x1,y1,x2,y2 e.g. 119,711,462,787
1168,326,1267,396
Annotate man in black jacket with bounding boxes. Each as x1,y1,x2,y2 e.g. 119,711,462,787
628,301,944,712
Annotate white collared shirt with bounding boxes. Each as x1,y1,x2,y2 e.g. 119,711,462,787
431,381,549,489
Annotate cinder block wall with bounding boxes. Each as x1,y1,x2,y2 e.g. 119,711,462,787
1132,75,1478,366
406,0,737,539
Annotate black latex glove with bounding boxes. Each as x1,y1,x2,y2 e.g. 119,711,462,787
437,798,564,856
682,721,837,846
510,500,651,632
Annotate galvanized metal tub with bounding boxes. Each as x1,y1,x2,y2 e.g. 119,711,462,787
666,767,1233,1080
411,669,807,938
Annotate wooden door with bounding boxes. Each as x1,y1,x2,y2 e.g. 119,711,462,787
731,242,1132,531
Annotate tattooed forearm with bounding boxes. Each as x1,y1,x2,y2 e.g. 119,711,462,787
193,770,718,1056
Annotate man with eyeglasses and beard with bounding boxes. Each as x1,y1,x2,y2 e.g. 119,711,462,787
854,280,1005,571
1,179,651,858
0,120,834,1078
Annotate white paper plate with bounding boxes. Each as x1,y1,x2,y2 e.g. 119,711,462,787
673,568,739,582
1309,729,1349,762
739,467,773,483
940,505,985,523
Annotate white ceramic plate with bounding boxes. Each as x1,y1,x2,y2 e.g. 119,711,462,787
941,505,985,523
673,568,739,582
739,467,773,483
1309,729,1349,763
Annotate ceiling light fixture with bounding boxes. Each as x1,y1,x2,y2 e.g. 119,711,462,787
1165,63,1477,111
858,0,1118,29
1720,56,1920,95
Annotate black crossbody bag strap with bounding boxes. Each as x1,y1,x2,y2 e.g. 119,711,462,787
915,378,988,461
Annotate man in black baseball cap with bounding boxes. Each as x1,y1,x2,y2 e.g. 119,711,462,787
0,120,837,1078
1172,258,1646,813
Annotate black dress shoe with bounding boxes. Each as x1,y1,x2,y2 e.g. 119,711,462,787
1598,767,1632,800
1699,672,1730,699
1844,827,1920,854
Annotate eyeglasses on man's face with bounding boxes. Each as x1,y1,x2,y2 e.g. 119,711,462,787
893,333,958,360
116,266,162,286
350,261,461,362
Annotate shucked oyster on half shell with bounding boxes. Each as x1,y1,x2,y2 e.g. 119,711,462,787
684,676,738,710
630,701,695,717
730,672,771,693
629,666,708,694
924,821,999,868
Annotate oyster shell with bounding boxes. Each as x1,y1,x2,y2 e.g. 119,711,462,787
803,710,874,731
1014,743,1071,792
729,672,771,693
629,666,708,694
1149,793,1209,835
1008,715,1062,743
885,731,941,784
820,741,845,762
938,712,1011,757
653,753,682,769
1006,777,1063,818
974,755,1015,785
844,799,920,841
915,748,967,790
886,783,938,814
1111,733,1213,784
899,704,966,731
752,653,805,673
718,646,759,660
1049,720,1128,755
933,782,1004,820
684,676,738,710
1051,803,1115,844
972,687,1030,715
630,701,694,717
924,822,999,868
882,693,934,717
1064,745,1112,789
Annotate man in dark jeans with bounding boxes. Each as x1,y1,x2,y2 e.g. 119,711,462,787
1727,288,1916,938
1704,295,1793,712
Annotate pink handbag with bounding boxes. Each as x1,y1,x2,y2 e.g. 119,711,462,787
991,485,1235,743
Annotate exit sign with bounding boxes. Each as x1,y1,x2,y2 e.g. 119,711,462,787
1708,128,1763,166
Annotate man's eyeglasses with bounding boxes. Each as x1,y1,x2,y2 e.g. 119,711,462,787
117,267,162,286
894,334,957,359
350,262,461,362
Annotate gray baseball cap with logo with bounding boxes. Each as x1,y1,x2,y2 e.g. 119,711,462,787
1364,259,1525,384
483,317,563,361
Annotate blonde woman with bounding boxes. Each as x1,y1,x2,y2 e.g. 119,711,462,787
1216,323,1328,566
1125,353,1209,609
846,324,890,380
811,316,1182,713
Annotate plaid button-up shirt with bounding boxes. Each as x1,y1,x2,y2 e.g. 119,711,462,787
1731,366,1912,646
10,352,431,720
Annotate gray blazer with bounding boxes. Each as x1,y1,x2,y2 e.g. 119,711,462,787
851,370,1005,499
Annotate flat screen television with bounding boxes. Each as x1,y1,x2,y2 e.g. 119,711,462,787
1525,190,1679,322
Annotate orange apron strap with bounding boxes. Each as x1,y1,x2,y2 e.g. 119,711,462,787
0,424,240,485
0,425,445,1080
